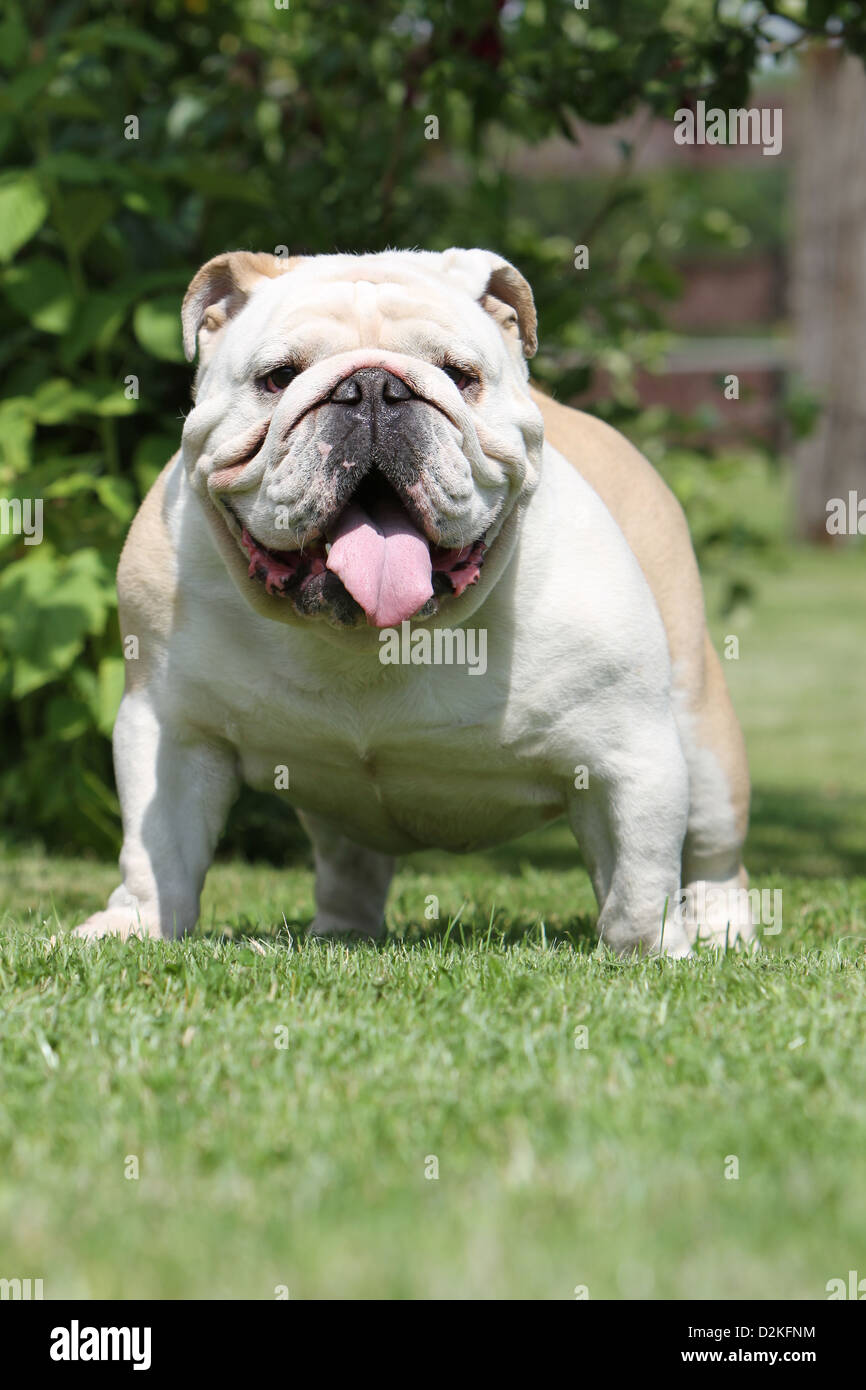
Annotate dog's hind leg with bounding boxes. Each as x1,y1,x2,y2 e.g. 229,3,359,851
297,811,395,940
568,708,692,958
675,631,753,948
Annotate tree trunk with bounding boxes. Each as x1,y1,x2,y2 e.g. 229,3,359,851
792,45,866,541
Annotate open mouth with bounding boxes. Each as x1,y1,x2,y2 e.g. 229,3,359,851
221,473,486,627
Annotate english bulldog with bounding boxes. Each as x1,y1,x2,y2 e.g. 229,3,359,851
74,248,751,955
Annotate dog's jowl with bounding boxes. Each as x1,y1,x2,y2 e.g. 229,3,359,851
75,248,750,955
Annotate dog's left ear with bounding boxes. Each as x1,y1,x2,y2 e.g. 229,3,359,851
181,250,304,363
439,248,537,358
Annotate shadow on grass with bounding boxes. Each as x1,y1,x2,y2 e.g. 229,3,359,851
408,785,866,882
223,769,866,883
747,786,866,879
212,907,599,952
204,782,866,948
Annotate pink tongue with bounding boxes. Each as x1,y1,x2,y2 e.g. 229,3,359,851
326,495,433,627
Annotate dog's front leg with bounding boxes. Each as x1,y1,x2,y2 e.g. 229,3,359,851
74,691,239,941
568,714,691,957
297,811,395,940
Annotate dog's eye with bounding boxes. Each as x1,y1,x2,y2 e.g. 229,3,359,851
441,364,477,392
260,365,298,393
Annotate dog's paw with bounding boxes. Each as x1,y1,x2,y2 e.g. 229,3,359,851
607,935,692,960
307,913,385,942
72,909,162,942
599,915,692,959
680,879,760,951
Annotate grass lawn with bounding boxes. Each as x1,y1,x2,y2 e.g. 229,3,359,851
1,524,865,1299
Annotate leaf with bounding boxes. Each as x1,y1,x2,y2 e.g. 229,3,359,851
95,657,125,736
0,400,35,477
29,379,106,425
72,21,173,62
0,547,115,698
43,472,135,523
95,476,136,522
179,166,272,205
0,61,57,113
46,695,92,741
0,13,27,72
34,152,121,186
0,174,49,263
28,378,138,424
133,295,185,363
166,94,208,141
2,258,76,334
93,388,140,418
113,268,192,297
59,291,131,368
133,434,177,495
54,190,115,257
121,185,172,219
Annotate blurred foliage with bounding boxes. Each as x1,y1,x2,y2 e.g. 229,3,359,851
0,0,853,855
522,164,787,257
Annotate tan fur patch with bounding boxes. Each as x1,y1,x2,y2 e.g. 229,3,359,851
532,386,750,841
117,455,180,691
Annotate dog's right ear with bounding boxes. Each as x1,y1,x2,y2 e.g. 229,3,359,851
438,248,538,359
181,250,303,363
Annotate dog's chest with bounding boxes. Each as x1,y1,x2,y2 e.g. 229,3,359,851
204,655,566,853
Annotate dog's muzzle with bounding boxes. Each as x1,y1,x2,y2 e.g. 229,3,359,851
226,365,487,628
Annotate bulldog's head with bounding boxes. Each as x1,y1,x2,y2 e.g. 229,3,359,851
179,248,544,630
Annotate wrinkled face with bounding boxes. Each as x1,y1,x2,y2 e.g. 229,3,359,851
181,251,544,630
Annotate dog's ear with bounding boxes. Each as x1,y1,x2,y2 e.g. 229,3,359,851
181,250,303,363
438,248,537,358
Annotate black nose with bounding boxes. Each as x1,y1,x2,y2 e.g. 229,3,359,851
330,367,414,406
